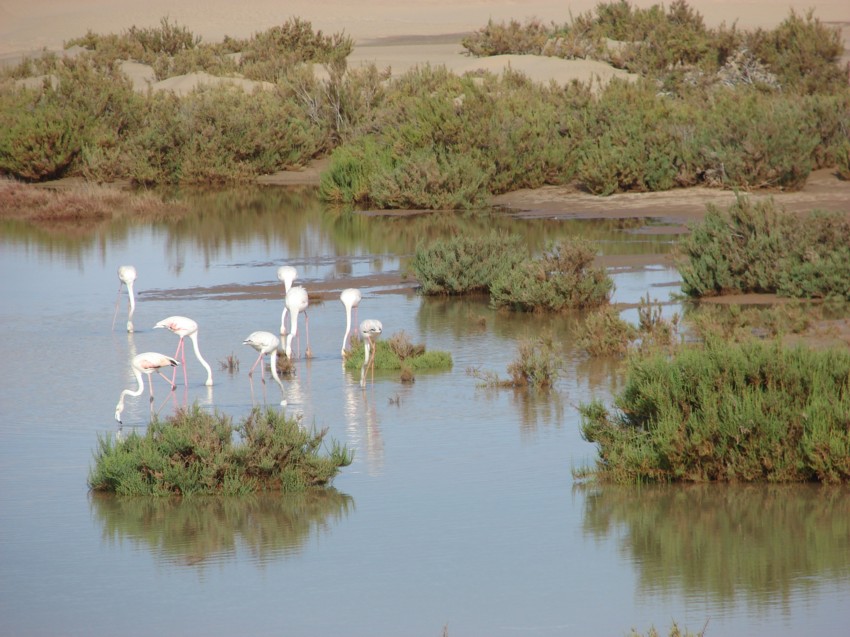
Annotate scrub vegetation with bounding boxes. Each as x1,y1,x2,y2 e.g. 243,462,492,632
577,338,850,484
89,405,353,496
678,197,850,301
410,233,613,312
1,2,847,206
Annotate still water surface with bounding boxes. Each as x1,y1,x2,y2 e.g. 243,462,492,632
1,187,848,636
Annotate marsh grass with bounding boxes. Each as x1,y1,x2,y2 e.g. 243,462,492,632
218,353,240,374
468,335,563,389
578,337,850,483
344,331,453,376
0,178,188,223
89,405,352,496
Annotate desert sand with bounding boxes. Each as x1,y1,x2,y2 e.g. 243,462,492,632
3,0,848,223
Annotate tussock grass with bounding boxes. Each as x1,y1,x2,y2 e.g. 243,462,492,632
89,405,352,495
579,338,850,483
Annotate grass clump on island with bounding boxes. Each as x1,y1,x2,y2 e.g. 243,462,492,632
577,337,850,484
88,405,353,496
344,330,452,382
410,232,613,312
678,197,850,301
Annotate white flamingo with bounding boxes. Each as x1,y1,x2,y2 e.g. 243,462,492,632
243,331,286,405
154,316,213,387
340,288,362,357
112,265,137,332
284,286,311,359
115,352,179,423
359,319,383,388
277,266,297,335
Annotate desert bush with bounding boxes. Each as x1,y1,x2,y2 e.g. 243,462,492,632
746,9,848,95
679,198,850,300
490,238,613,311
678,197,795,296
576,79,682,194
410,232,527,295
468,336,563,389
577,306,637,357
579,337,850,483
461,18,552,56
688,90,819,189
89,405,353,496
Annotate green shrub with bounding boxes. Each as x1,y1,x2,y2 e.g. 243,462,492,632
577,306,637,357
410,231,527,295
89,405,352,495
679,198,850,300
747,9,848,95
468,335,563,389
579,338,850,483
490,238,613,311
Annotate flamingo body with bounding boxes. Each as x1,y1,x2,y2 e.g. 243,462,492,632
284,286,310,359
359,319,383,388
277,266,297,335
154,315,213,386
113,265,137,332
115,352,179,422
243,331,286,405
340,288,362,357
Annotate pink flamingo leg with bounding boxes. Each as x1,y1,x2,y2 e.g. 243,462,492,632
248,352,266,380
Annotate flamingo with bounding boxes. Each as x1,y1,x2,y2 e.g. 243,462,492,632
284,286,311,359
154,316,213,387
340,288,362,357
112,265,137,332
243,331,286,405
115,352,179,423
359,319,383,388
277,266,297,335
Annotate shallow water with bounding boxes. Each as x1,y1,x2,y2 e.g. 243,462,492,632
1,187,848,637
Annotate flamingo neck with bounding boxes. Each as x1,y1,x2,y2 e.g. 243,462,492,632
115,369,144,421
189,332,213,386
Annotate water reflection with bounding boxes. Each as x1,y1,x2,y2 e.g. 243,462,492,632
578,483,850,607
1,185,678,267
91,490,354,569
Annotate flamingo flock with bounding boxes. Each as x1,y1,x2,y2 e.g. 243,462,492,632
112,264,382,422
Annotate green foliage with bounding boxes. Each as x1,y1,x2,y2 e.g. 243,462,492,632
461,18,552,56
88,405,352,495
577,306,637,357
679,198,850,300
461,1,849,95
579,338,850,483
410,231,527,295
469,335,563,389
747,9,848,95
490,238,613,311
343,332,453,373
